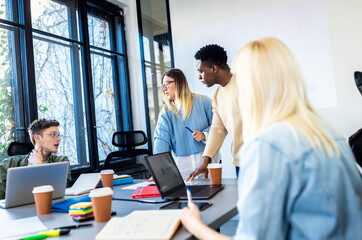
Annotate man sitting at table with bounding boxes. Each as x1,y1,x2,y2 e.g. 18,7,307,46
0,118,71,199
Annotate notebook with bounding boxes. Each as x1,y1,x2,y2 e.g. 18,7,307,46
144,152,223,200
131,185,161,199
0,161,69,208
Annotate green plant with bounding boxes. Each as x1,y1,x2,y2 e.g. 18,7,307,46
0,28,14,156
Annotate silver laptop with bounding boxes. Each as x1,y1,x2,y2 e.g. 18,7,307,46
0,162,69,208
144,152,223,200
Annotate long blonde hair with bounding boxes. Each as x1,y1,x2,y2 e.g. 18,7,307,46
161,69,194,119
233,37,338,157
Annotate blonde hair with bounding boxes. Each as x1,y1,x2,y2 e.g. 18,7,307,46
161,69,194,119
233,37,338,157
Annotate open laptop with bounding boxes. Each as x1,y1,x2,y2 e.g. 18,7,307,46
144,152,223,200
0,161,69,208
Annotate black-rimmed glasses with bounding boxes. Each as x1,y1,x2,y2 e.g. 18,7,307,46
162,81,175,90
40,133,63,138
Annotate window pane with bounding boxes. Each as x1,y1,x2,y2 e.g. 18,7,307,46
33,34,88,167
0,0,18,23
31,0,76,40
139,0,173,142
88,14,111,50
90,50,117,161
0,27,15,158
145,62,166,141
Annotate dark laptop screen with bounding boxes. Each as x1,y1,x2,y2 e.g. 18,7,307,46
144,152,185,194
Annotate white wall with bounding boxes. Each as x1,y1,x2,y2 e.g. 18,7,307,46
169,0,362,178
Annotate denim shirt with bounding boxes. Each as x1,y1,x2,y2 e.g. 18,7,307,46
232,121,362,240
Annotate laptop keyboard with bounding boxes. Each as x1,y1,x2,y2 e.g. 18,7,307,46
188,185,208,195
168,185,207,199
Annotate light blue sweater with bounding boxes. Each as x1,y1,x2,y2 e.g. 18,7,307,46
153,94,213,156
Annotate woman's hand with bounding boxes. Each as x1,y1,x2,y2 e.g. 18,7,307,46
181,202,230,240
192,131,205,141
181,202,203,233
147,176,154,182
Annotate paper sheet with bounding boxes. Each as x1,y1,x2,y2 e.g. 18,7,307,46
95,210,182,240
121,181,154,190
0,216,47,239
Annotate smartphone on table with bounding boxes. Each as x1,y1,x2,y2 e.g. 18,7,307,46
72,211,117,222
159,201,212,211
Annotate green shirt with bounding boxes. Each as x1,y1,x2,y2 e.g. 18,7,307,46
0,154,71,199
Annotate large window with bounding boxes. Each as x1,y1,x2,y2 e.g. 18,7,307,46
0,0,132,174
137,0,174,147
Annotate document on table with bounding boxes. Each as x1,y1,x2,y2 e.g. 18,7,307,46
121,181,154,190
0,216,47,239
95,210,182,240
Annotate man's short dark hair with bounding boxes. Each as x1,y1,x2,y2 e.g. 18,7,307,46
28,119,59,145
194,44,229,69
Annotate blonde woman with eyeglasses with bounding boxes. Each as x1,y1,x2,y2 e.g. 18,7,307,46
181,38,362,239
150,68,220,180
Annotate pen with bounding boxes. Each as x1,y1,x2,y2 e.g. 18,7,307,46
53,223,92,229
185,126,193,133
186,187,192,207
22,229,70,240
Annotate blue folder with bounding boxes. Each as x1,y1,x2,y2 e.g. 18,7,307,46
51,194,91,213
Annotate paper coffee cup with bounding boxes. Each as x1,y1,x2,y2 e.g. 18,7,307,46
207,163,222,185
32,185,54,215
101,169,114,189
89,187,113,222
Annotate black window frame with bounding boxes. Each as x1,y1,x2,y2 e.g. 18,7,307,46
0,0,133,179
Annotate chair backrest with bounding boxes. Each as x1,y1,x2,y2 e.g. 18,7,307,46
7,142,34,156
112,131,148,150
349,128,362,168
103,131,152,170
354,71,362,96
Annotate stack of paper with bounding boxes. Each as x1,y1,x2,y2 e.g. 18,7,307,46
66,173,133,195
69,202,93,220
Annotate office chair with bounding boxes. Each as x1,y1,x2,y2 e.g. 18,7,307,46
7,142,34,156
103,131,152,179
354,71,362,95
349,129,362,168
349,72,362,169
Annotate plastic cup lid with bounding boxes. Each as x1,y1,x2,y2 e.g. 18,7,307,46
207,163,222,169
32,185,54,193
89,187,113,197
101,169,114,174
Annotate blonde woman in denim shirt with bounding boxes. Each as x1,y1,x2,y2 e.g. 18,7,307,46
181,37,362,239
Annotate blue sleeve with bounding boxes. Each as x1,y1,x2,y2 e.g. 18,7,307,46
234,139,290,240
153,110,173,154
200,96,213,133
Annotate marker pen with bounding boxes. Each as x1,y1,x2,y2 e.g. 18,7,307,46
186,187,192,207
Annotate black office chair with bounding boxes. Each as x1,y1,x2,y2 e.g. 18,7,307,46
103,131,152,179
349,72,362,169
349,129,362,168
7,142,34,156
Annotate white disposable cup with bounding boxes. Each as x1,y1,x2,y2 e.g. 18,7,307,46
89,187,113,222
101,169,114,189
32,185,54,215
207,163,222,185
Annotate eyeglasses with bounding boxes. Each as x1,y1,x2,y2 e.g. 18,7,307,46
162,81,175,90
40,133,63,138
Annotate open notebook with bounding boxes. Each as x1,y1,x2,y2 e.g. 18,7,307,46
95,210,181,240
